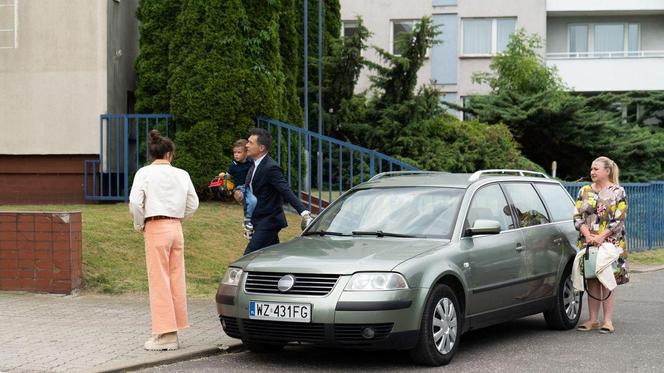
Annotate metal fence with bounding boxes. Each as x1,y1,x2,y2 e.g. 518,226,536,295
256,117,417,212
84,114,172,201
563,182,664,252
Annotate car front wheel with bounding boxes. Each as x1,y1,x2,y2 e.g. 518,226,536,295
409,284,461,366
543,265,582,330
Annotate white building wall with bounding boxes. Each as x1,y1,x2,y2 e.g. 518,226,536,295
341,0,433,93
457,0,546,96
0,0,107,155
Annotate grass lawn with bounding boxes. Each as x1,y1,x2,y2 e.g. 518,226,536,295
629,247,664,266
0,202,301,298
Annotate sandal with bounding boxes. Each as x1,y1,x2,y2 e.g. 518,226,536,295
576,320,600,332
599,321,614,334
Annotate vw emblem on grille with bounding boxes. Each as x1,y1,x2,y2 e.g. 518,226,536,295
277,274,296,292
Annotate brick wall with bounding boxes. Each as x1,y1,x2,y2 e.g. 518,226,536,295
0,155,95,204
0,212,82,294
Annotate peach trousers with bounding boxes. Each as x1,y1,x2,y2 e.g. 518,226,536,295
144,219,189,335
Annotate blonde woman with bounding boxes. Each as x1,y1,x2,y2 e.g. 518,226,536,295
573,156,628,334
129,130,199,350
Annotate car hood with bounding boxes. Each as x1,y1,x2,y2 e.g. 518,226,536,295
234,236,447,274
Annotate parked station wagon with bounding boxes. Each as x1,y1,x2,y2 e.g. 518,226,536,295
216,170,582,366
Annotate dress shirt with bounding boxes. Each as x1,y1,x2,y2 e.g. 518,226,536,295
129,160,199,232
249,153,267,189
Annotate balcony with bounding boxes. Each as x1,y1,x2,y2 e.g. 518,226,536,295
547,0,664,15
546,51,664,92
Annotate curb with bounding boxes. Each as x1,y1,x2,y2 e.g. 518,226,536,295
97,342,245,373
630,264,664,274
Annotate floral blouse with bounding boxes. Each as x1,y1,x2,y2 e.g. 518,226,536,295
573,184,628,258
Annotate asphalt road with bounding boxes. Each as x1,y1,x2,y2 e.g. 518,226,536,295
138,270,664,373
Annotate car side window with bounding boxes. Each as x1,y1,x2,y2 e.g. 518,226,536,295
535,183,575,222
466,184,514,233
503,183,550,227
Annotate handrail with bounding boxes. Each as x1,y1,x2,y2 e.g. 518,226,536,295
256,117,417,170
546,50,664,59
468,169,549,181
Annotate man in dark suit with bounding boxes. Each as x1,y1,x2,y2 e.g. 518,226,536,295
242,128,310,254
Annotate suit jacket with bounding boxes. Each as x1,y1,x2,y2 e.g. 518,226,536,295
249,155,305,231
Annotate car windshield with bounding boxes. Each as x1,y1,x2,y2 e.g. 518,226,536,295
305,187,464,239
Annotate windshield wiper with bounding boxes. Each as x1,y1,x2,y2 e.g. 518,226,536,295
352,230,417,238
303,230,350,236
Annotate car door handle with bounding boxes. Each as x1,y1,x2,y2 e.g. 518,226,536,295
515,243,525,252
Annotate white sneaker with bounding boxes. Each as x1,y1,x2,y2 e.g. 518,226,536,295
144,334,179,351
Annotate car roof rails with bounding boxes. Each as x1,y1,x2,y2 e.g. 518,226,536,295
468,169,549,182
368,171,444,182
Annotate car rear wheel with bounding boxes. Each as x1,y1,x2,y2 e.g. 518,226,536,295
543,265,582,330
242,340,285,353
409,284,461,366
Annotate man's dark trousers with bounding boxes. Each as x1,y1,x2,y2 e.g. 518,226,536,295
244,230,279,255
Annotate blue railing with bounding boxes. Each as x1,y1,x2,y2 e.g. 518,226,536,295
563,182,664,252
256,117,418,212
84,114,172,201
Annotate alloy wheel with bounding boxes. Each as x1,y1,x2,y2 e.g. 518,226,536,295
432,297,458,354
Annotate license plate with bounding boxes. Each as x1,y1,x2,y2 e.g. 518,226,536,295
249,301,311,323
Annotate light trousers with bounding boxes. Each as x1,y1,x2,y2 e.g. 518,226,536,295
144,219,189,335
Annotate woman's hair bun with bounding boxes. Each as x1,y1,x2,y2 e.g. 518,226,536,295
149,129,161,144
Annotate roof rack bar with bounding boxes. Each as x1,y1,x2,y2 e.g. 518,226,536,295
468,169,549,182
368,171,443,182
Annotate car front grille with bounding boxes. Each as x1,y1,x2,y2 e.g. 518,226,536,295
334,323,394,344
244,272,340,296
242,319,326,343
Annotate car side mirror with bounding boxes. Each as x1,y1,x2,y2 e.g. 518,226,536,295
465,219,501,236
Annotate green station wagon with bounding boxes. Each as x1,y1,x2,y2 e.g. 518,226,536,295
216,170,582,366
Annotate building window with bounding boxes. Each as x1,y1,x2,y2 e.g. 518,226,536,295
0,0,17,49
568,24,588,56
342,20,359,39
391,20,417,55
461,18,516,56
567,22,640,57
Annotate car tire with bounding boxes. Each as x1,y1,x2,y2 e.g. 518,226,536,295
242,340,285,353
409,284,461,366
543,265,582,330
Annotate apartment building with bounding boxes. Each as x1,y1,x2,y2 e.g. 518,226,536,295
341,0,664,116
0,0,138,204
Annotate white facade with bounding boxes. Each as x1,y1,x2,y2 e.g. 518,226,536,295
341,0,434,94
340,0,664,107
0,0,137,156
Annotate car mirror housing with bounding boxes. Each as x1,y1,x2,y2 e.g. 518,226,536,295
466,219,501,236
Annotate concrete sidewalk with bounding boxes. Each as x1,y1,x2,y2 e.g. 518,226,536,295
0,291,241,373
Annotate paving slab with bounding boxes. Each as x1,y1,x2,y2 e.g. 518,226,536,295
0,291,241,373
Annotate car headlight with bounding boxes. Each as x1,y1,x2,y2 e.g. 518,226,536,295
221,267,243,286
345,272,409,291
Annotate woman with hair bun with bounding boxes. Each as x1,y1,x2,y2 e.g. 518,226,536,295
129,129,199,351
573,156,628,334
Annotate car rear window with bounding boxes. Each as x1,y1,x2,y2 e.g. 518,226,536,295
502,183,550,227
535,183,575,222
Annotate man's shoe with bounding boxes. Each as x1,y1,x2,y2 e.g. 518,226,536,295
144,334,179,351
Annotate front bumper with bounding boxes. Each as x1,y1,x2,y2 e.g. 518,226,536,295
219,316,418,349
216,274,427,350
